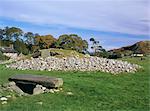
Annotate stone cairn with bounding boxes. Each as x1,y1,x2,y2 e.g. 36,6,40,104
7,56,141,74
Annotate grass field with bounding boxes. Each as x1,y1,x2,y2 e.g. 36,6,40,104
0,57,149,111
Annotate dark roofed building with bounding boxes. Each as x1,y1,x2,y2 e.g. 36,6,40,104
0,45,18,59
0,47,17,53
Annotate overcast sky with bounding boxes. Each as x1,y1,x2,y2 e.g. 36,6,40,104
0,0,149,50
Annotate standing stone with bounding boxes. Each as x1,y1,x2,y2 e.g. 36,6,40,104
10,85,24,95
8,81,16,86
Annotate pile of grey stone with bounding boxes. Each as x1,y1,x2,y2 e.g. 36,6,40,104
7,56,141,74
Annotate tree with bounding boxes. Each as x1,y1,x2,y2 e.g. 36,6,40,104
4,27,23,41
13,39,29,55
90,37,106,56
35,34,56,49
82,40,88,53
24,32,35,45
0,28,4,40
89,38,95,42
90,37,104,53
0,28,4,46
108,52,122,59
0,26,89,55
24,32,35,53
55,34,88,53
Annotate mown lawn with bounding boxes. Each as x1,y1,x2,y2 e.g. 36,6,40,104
0,57,149,111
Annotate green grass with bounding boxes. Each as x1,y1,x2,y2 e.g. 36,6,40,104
40,48,86,58
0,57,149,111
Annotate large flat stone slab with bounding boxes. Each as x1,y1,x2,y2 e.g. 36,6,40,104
9,74,63,88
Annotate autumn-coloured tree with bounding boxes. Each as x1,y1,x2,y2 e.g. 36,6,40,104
35,34,57,49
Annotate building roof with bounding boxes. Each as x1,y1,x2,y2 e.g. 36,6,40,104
0,47,17,53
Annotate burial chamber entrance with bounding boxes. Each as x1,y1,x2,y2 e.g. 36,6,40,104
8,74,63,95
16,82,36,94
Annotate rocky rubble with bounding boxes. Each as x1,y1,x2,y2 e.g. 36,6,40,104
0,82,63,104
6,57,141,74
1,82,62,96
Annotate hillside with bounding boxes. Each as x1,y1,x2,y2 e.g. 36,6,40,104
109,41,150,55
40,48,87,58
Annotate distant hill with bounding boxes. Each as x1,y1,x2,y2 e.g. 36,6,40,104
109,41,150,55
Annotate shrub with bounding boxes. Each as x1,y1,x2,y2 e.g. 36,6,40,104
13,39,29,55
95,51,109,58
108,53,122,59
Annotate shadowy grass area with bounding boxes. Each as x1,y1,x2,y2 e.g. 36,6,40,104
0,57,149,111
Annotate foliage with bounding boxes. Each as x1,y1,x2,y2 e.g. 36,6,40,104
24,32,35,53
96,51,109,58
0,51,10,60
13,39,29,55
108,53,122,59
0,40,11,47
3,27,23,41
90,37,106,56
55,34,88,53
89,38,95,42
31,45,40,53
24,32,35,45
0,26,89,55
0,28,4,40
35,35,57,49
40,48,85,58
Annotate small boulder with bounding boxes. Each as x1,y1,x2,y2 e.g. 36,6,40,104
66,92,73,95
36,101,43,105
42,86,46,91
53,89,60,92
1,101,7,104
10,85,24,95
8,81,16,86
6,95,11,98
0,97,7,101
33,86,44,95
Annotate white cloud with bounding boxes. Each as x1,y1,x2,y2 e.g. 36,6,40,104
0,0,149,35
